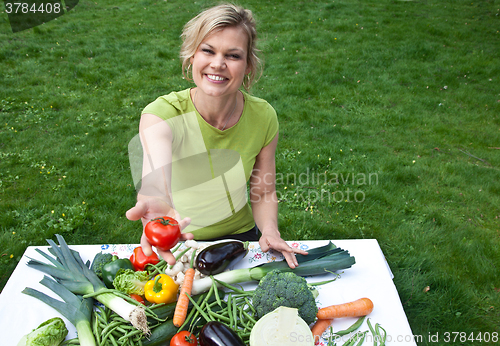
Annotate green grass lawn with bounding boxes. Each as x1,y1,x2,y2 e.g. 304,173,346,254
1,0,499,343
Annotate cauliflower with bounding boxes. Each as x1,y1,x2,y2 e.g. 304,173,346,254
251,270,319,325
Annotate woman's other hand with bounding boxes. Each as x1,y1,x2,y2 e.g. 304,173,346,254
126,198,192,265
258,230,308,269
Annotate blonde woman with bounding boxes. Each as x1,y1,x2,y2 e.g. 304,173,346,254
126,4,307,268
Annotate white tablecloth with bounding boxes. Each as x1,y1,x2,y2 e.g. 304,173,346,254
0,239,417,345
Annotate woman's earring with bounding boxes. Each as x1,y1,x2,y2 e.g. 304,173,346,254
244,73,251,89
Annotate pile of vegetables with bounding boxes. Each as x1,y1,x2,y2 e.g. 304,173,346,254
20,217,372,346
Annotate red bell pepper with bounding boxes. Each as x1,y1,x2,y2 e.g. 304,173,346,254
130,246,160,271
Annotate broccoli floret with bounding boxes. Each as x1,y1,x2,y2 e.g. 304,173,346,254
90,252,116,279
252,270,319,325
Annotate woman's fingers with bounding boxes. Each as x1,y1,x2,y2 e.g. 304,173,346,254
282,251,298,269
140,232,154,257
259,235,308,268
126,200,148,221
178,217,192,232
156,249,177,266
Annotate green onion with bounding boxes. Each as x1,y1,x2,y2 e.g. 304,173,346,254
22,276,96,346
26,234,150,334
191,241,355,295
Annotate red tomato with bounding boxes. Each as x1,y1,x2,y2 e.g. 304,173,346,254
129,246,160,271
170,331,198,346
129,294,145,305
145,216,181,251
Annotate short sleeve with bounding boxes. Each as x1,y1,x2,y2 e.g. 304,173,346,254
263,103,279,147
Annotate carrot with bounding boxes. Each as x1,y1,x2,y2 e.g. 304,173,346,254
311,318,334,345
173,267,195,327
316,298,374,319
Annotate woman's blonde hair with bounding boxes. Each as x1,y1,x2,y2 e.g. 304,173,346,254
180,3,262,91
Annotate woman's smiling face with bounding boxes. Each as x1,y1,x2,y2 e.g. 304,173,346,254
190,26,250,98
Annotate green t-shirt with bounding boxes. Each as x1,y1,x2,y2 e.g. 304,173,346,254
139,88,278,240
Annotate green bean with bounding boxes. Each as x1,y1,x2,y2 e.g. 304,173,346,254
186,292,213,322
244,297,256,313
117,328,144,342
355,331,368,346
100,321,122,338
209,310,231,323
92,312,102,345
168,247,191,270
183,283,214,331
232,295,238,329
335,316,366,336
107,333,120,346
238,305,250,331
375,323,387,346
327,327,336,346
144,261,164,276
342,331,364,346
241,309,257,325
213,277,246,294
366,318,377,345
211,276,223,307
178,292,206,332
227,293,233,327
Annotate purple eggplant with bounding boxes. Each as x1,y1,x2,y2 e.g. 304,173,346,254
199,321,245,346
195,241,248,275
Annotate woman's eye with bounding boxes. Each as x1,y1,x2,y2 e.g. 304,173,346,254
202,49,214,54
228,54,241,59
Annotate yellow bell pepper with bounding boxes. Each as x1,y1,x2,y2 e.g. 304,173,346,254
144,274,179,304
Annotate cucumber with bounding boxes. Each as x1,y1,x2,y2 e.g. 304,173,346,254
142,319,177,346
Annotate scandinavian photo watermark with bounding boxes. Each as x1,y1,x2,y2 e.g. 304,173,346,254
250,168,379,205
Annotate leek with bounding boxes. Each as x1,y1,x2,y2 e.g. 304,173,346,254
22,276,95,346
191,242,355,295
26,234,149,334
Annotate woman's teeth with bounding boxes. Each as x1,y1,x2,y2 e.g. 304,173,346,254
207,74,225,81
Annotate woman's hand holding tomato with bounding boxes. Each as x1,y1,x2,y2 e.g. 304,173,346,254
126,198,193,265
